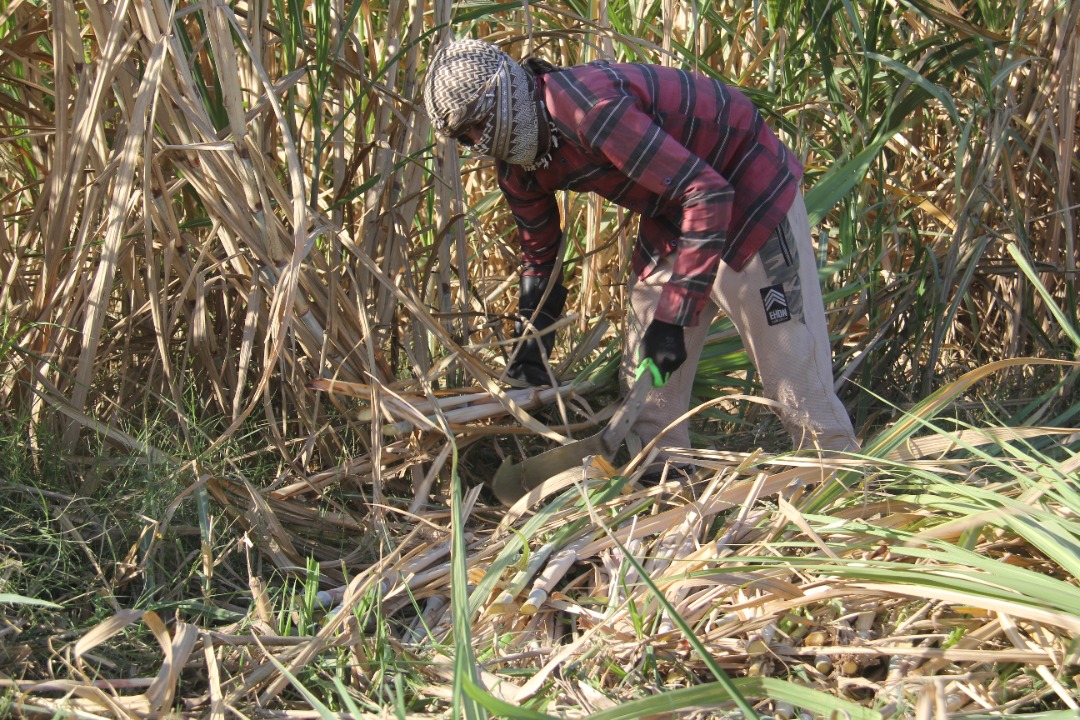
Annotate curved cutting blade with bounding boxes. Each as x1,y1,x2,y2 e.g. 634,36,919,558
488,373,654,506
490,432,607,506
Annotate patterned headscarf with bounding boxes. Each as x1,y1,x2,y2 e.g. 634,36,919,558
422,39,548,168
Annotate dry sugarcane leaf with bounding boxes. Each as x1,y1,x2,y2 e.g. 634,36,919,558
852,582,1080,635
234,280,262,420
141,611,174,712
426,652,522,703
205,0,247,146
886,426,1078,462
65,21,169,448
206,478,305,569
790,643,1059,666
204,635,227,720
575,465,810,559
192,5,312,450
47,682,151,718
778,498,842,560
74,609,146,660
146,617,199,713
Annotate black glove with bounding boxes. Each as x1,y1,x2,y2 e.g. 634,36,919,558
507,275,568,386
642,319,687,382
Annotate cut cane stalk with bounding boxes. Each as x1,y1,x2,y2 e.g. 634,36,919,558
747,658,772,676
746,623,778,655
311,378,599,434
814,654,834,674
520,537,590,615
490,541,559,611
773,700,796,719
840,659,861,675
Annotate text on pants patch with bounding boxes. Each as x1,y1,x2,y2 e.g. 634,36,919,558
760,284,791,325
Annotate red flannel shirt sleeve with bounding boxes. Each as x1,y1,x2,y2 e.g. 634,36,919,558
497,165,562,278
577,97,733,327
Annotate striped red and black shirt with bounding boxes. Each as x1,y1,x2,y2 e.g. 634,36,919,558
497,62,802,327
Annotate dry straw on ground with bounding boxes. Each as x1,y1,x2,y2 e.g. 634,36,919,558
8,424,1080,718
1,0,1078,717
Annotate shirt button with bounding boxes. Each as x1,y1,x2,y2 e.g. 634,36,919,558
664,177,672,184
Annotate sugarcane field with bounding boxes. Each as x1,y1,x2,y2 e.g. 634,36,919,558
1,0,1079,718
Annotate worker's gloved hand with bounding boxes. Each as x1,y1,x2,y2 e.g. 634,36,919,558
642,318,686,383
507,275,568,386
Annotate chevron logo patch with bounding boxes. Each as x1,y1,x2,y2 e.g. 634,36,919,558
760,284,791,325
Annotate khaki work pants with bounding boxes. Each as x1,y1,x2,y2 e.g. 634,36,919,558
622,193,859,457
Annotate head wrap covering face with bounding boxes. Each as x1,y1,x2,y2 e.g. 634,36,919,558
422,39,545,167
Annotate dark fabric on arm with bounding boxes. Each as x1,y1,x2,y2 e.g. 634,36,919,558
578,96,733,326
498,164,563,277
